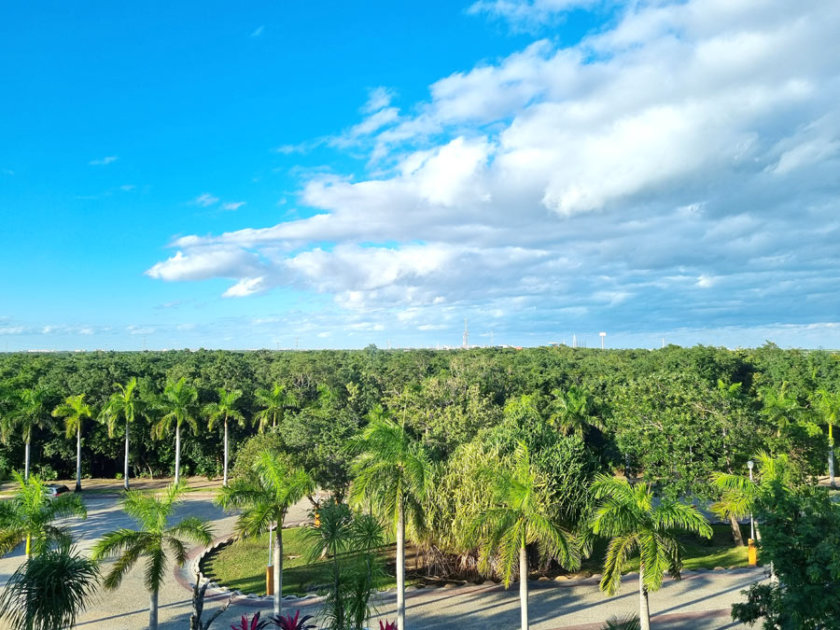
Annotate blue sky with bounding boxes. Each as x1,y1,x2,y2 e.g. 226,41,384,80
2,0,839,351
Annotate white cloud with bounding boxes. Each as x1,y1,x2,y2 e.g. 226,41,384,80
193,193,220,207
222,201,246,211
89,156,118,166
148,0,840,339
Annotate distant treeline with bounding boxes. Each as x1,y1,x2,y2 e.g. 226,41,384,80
0,344,836,498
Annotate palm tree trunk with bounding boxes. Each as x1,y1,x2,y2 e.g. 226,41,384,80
124,418,130,491
25,534,31,558
175,422,181,485
829,445,835,488
729,513,744,546
397,499,406,630
519,544,529,630
24,439,30,481
639,565,651,630
274,526,283,617
149,588,159,630
223,419,229,487
75,425,82,492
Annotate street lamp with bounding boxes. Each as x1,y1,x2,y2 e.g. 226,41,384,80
747,460,755,540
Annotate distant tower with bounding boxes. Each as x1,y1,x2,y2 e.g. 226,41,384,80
572,333,577,349
462,319,469,349
600,332,607,350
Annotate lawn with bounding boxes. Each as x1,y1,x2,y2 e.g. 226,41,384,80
203,524,751,596
200,527,400,596
579,523,751,575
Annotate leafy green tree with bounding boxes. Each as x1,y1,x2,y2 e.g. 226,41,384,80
0,541,100,630
153,377,199,484
590,474,712,630
101,377,143,491
731,484,840,628
204,387,245,486
52,394,94,493
812,388,840,487
759,382,800,438
2,387,52,480
547,386,605,439
350,405,432,630
92,482,213,630
0,472,87,558
466,443,579,630
254,383,297,433
216,450,314,617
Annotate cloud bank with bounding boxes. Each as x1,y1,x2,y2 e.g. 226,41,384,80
147,0,840,343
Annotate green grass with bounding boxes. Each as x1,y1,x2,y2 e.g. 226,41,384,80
579,523,751,575
200,527,399,596
205,524,751,596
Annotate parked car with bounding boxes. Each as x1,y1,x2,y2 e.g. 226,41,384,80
45,483,70,498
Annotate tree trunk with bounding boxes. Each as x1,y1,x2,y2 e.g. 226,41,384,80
274,526,283,617
639,565,651,630
223,419,229,487
149,588,159,630
829,446,835,488
729,513,744,546
397,499,406,630
519,544,529,630
24,439,30,481
124,419,130,491
174,422,181,485
75,425,82,492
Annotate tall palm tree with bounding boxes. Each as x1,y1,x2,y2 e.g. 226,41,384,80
0,472,87,558
204,387,245,487
216,450,314,617
590,474,712,630
253,384,297,433
52,394,93,493
92,482,213,630
466,443,578,630
1,387,52,480
350,405,432,630
101,377,143,491
547,386,605,439
813,389,840,487
153,377,199,484
0,540,99,630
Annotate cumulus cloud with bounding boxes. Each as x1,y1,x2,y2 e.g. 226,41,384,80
148,0,840,340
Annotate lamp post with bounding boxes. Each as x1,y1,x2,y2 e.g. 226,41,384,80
747,460,755,540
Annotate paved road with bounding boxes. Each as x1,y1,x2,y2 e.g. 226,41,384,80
0,496,765,629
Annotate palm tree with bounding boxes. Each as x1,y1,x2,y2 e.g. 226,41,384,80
92,482,213,630
253,384,297,433
216,450,314,617
153,377,199,484
547,386,605,439
0,540,99,630
759,382,799,437
813,389,840,487
0,472,87,558
52,394,94,493
303,500,352,629
590,474,712,630
466,443,578,630
1,387,52,480
711,451,795,543
101,377,143,491
350,405,432,630
204,387,245,486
